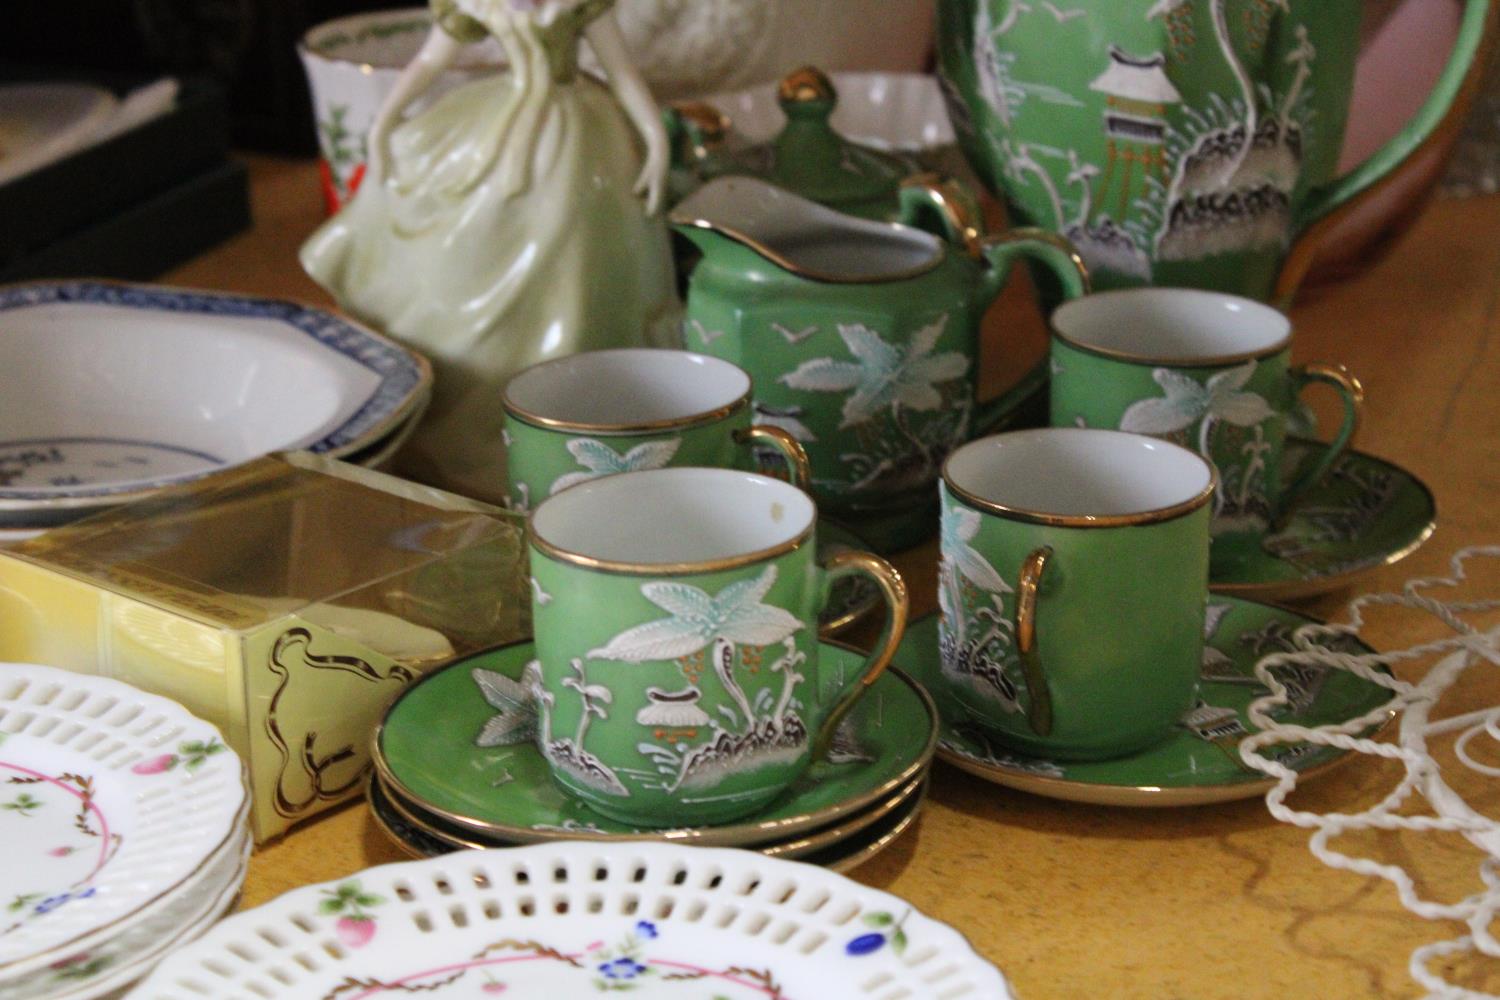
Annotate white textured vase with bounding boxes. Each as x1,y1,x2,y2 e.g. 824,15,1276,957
607,0,937,99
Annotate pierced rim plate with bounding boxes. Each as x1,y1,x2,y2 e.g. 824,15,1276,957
1209,440,1436,601
0,664,246,975
372,770,925,862
127,840,1004,999
374,640,937,847
0,282,432,516
902,600,1394,807
6,831,249,1000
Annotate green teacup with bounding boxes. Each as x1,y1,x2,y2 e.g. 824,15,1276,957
528,467,908,826
1048,288,1362,569
503,349,809,511
938,429,1214,760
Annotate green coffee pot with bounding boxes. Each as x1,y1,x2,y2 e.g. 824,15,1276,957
671,176,1088,550
937,0,1498,304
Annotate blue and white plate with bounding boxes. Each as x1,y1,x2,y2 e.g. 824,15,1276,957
0,282,431,524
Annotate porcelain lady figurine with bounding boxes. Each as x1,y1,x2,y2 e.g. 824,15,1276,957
301,0,678,504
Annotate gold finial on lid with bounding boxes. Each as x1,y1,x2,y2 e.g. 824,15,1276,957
778,66,837,105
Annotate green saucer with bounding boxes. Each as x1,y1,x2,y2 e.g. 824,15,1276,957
901,602,1393,807
1210,441,1436,601
374,639,937,845
367,773,928,874
373,770,924,861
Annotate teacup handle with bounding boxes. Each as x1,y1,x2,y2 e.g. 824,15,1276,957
735,425,811,491
897,174,985,259
1278,363,1365,522
970,230,1090,438
814,550,909,761
1013,546,1055,738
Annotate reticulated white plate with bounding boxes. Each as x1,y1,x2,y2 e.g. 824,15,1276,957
0,281,430,518
127,841,1013,999
0,829,249,1000
0,664,246,977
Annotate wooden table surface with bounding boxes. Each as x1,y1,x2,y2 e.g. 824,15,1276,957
165,155,1500,999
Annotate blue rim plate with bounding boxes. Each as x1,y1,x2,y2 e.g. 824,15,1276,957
0,281,430,518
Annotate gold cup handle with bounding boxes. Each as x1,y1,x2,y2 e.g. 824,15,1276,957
1278,362,1365,525
814,550,909,761
737,425,812,491
896,174,985,259
1014,546,1055,738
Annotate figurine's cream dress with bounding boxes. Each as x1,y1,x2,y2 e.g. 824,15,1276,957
302,0,677,503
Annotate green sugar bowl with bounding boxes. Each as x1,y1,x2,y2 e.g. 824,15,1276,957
671,176,1088,551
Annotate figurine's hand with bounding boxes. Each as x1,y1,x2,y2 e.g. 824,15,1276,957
635,126,669,215
366,115,397,187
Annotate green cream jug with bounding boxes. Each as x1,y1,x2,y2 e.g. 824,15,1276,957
671,176,1088,551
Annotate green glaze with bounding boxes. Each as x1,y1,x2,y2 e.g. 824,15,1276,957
1213,439,1436,600
901,609,1390,805
937,481,1210,760
1050,338,1360,560
764,70,913,221
673,178,1086,550
376,640,936,842
664,68,931,221
528,534,899,827
937,0,1494,302
504,403,760,512
368,769,927,873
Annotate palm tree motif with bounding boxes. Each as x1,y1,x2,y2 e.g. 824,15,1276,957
589,564,803,735
589,564,803,664
938,501,1020,709
779,316,969,431
550,438,682,495
561,660,612,749
1119,361,1273,463
472,667,538,748
940,504,1011,599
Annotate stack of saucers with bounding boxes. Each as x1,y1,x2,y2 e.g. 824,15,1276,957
0,664,249,1000
368,639,938,871
127,841,1014,999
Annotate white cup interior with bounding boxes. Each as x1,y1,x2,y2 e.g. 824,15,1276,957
532,468,815,565
1052,288,1290,362
505,349,750,427
946,429,1212,518
301,8,504,70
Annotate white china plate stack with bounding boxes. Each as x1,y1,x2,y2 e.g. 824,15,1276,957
0,664,249,1000
127,841,1012,998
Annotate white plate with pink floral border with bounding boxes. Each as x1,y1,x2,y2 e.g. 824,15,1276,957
127,841,1013,999
0,663,246,979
